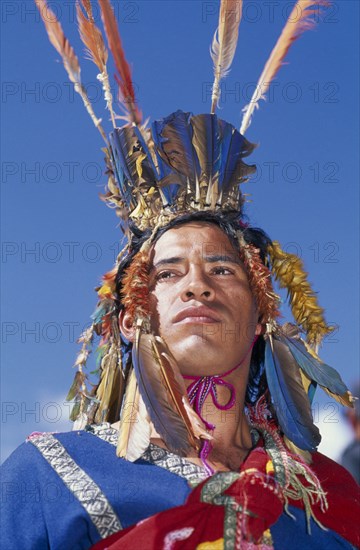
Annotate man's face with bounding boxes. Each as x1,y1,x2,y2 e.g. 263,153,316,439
148,222,260,375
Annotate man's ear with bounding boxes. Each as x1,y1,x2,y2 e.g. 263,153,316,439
118,310,135,342
255,320,263,336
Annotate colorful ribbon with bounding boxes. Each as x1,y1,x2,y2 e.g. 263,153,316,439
183,337,258,475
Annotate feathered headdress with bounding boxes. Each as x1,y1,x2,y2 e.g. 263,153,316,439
37,0,353,459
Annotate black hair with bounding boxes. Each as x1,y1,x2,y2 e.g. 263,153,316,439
115,210,272,404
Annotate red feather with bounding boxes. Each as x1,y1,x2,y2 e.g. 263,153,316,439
99,0,141,125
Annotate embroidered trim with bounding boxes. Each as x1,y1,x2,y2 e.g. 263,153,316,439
29,433,122,539
86,422,119,446
141,443,208,483
87,424,208,483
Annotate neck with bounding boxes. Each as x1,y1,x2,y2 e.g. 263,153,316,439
183,357,253,473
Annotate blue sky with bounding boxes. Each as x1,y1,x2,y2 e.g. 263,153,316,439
1,0,359,462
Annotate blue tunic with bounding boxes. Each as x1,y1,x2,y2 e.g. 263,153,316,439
0,427,356,549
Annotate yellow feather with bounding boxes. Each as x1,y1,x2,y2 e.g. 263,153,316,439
322,388,354,408
284,436,312,464
269,241,332,345
95,343,121,423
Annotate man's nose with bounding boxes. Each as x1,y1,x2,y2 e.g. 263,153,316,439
180,267,215,301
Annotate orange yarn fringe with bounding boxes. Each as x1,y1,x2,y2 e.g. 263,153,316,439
121,251,150,323
239,242,280,323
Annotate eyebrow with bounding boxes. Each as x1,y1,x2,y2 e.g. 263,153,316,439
204,254,241,265
152,256,185,268
152,254,241,269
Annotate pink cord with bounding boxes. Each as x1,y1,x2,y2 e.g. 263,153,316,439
183,336,258,475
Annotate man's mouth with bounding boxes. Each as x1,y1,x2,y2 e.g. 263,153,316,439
173,306,222,324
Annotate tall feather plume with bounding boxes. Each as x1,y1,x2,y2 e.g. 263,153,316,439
99,0,142,125
240,0,328,134
264,332,321,451
210,0,243,114
117,368,151,461
76,0,117,127
132,322,210,456
35,0,108,144
77,0,108,71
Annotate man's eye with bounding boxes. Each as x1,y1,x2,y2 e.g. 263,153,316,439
156,270,175,281
212,266,233,275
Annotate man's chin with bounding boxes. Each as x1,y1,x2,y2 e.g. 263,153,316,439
171,330,216,350
168,335,224,371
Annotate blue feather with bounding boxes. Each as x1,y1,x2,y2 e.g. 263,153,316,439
132,328,192,455
109,131,134,209
152,111,196,205
265,335,320,451
95,344,108,368
153,111,199,179
279,333,348,397
307,381,317,404
218,120,256,195
91,302,108,325
218,120,234,189
192,114,220,179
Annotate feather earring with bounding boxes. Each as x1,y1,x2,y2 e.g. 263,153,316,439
264,326,321,451
116,368,151,461
264,322,353,451
132,320,211,456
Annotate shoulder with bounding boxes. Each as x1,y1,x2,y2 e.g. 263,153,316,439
0,428,106,512
1,428,103,471
311,451,359,495
0,427,129,550
309,451,360,548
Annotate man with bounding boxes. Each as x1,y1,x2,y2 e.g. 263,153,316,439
1,1,359,548
1,205,359,549
119,217,263,474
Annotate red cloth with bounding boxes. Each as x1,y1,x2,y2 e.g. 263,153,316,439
93,447,283,549
92,450,360,550
288,451,360,548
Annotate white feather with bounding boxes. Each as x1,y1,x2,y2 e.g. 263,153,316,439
117,369,151,461
210,0,243,113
